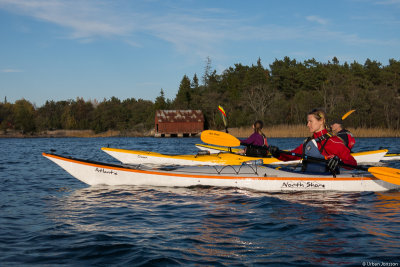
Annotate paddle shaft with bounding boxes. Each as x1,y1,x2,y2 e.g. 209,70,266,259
277,149,367,171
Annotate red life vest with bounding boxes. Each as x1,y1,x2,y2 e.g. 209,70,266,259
277,129,357,167
262,134,268,147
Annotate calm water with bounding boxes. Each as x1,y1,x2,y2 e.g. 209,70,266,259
1,137,400,266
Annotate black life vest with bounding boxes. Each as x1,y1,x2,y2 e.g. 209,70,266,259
336,129,355,151
245,145,268,157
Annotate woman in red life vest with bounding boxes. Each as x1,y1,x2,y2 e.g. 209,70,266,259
239,120,268,157
269,109,357,174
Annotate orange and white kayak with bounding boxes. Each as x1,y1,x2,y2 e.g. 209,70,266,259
43,152,400,192
101,147,388,166
381,153,400,161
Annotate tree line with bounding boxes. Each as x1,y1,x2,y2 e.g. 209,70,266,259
1,56,399,134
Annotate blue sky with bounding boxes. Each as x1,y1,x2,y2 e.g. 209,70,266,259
0,0,399,106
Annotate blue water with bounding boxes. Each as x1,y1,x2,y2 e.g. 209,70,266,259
1,137,400,266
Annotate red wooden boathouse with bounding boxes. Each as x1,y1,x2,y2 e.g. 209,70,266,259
155,110,204,137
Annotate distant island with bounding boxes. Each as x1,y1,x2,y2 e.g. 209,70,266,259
1,57,400,137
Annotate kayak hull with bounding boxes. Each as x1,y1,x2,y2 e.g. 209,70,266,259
101,147,388,166
43,152,399,192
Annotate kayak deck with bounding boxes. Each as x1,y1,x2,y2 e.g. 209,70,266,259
102,147,388,166
101,147,282,165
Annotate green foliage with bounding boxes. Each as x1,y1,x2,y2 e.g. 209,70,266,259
89,97,154,133
36,100,69,130
60,98,94,130
1,57,400,135
173,75,192,109
0,102,13,132
154,89,169,111
196,56,400,130
13,99,36,133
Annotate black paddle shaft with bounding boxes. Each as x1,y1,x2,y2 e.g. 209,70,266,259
277,149,366,171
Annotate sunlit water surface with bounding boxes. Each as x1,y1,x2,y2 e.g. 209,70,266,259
1,137,400,266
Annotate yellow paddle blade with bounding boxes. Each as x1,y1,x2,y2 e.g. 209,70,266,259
368,166,400,186
200,130,241,147
342,109,356,120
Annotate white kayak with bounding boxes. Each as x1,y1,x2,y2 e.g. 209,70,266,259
381,153,400,161
43,152,400,192
101,147,388,166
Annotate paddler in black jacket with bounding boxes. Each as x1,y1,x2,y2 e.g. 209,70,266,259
330,117,355,152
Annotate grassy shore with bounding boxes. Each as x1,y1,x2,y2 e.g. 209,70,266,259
229,124,400,138
1,125,400,138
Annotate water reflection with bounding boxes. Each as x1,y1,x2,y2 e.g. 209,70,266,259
357,191,400,244
375,191,400,215
42,186,400,265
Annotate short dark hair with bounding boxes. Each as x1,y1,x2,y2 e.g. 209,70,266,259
254,120,263,129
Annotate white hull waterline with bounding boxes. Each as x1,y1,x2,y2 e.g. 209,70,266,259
43,153,400,192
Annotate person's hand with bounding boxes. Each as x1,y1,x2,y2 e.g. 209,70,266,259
327,156,340,173
268,146,280,158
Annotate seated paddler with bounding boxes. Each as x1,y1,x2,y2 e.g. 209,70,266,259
330,116,356,152
239,120,268,157
268,108,357,175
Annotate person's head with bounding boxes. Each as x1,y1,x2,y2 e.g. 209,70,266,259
330,119,343,134
307,109,327,133
253,120,264,133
